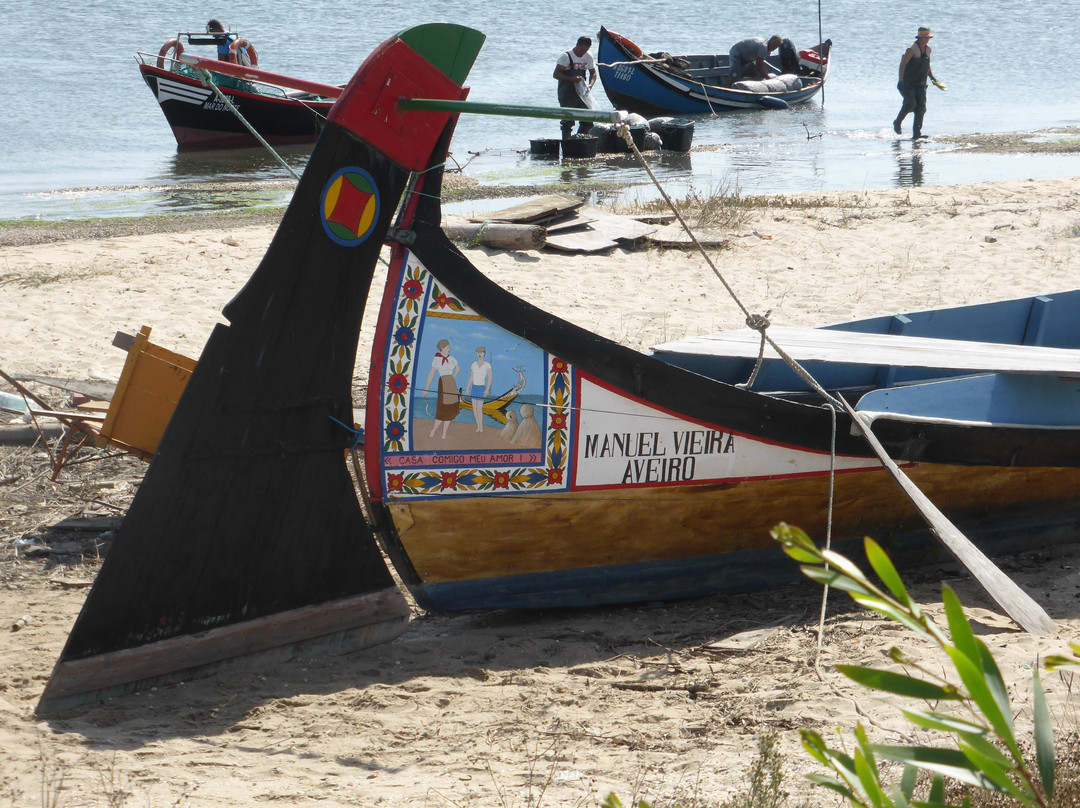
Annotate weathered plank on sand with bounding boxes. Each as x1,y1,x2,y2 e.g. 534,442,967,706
472,193,585,224
442,217,546,249
545,210,658,253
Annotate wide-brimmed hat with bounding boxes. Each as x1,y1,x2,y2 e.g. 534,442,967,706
917,27,933,38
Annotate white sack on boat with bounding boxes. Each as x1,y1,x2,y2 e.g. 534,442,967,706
732,80,767,92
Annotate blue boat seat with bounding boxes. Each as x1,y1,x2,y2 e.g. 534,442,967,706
856,374,1080,428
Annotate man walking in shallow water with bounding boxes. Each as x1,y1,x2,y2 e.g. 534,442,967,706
894,26,944,140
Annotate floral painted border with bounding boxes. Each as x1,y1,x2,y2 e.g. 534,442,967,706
379,252,571,499
380,255,426,453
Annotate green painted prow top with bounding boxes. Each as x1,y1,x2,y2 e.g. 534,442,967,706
397,24,486,86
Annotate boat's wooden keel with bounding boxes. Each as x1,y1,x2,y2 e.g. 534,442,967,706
37,588,408,714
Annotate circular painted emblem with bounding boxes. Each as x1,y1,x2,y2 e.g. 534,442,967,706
320,167,380,246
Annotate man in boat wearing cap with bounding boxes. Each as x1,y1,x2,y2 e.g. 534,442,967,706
894,26,944,140
206,19,254,66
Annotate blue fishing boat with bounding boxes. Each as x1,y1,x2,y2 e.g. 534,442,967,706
596,26,831,115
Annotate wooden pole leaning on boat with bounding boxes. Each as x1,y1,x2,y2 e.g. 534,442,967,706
844,400,1058,636
177,54,342,98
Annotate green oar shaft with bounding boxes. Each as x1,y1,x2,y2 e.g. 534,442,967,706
398,97,618,124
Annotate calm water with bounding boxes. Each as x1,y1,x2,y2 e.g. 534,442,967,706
0,0,1077,220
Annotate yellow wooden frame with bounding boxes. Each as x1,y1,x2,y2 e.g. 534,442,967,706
96,326,195,460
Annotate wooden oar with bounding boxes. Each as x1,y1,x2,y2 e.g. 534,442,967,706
843,401,1057,636
399,97,620,125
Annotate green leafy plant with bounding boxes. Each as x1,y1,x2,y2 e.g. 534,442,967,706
771,522,1058,808
1044,642,1080,674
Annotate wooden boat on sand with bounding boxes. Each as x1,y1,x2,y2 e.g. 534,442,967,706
38,24,1076,712
596,26,830,115
137,30,340,149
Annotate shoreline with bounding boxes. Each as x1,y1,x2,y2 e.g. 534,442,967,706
3,125,1079,248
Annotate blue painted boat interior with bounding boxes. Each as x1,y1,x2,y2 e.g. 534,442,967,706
652,290,1080,396
596,30,827,115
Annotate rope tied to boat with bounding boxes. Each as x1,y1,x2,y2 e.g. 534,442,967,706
416,162,447,174
736,310,771,390
816,403,838,675
692,79,719,116
403,162,450,204
619,121,844,409
328,415,364,449
745,311,770,331
621,121,852,638
597,57,671,69
612,115,635,150
190,66,300,181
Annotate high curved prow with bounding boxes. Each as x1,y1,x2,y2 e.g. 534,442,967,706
37,24,485,715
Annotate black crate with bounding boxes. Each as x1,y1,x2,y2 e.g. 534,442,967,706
654,119,694,152
604,125,648,153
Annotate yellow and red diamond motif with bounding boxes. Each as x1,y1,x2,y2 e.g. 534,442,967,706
322,168,379,245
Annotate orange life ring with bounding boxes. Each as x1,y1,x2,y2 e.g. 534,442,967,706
156,38,184,69
608,30,642,58
230,38,259,67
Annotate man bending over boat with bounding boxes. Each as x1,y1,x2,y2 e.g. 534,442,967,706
554,36,598,139
727,35,783,84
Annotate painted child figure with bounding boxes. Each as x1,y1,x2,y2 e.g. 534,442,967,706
467,346,493,432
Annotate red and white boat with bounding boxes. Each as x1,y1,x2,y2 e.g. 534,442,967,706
136,31,341,150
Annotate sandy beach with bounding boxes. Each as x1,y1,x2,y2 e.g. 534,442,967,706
3,175,1080,806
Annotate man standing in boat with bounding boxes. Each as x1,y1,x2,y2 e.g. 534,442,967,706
894,26,945,140
554,37,598,140
206,19,254,66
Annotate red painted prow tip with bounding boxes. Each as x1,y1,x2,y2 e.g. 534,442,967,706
327,37,470,171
